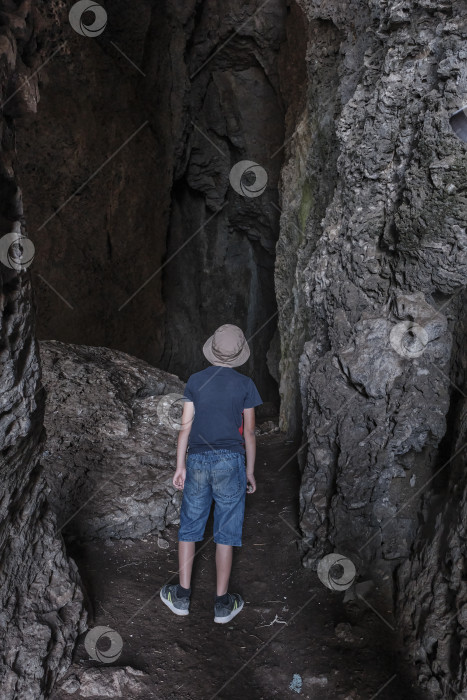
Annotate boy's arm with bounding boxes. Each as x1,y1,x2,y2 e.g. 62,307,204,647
173,400,194,490
243,407,257,493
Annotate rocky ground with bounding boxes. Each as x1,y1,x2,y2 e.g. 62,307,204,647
51,431,425,700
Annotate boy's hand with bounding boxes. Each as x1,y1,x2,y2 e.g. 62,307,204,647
173,467,186,490
246,471,256,494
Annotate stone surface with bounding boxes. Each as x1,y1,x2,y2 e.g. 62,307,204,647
15,0,167,373
151,0,289,406
14,0,290,408
395,314,467,697
0,3,87,697
57,666,148,698
273,0,467,696
39,340,185,540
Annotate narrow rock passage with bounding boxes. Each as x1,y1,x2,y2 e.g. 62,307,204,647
52,432,425,700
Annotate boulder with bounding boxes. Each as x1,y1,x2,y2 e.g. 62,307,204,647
39,340,185,540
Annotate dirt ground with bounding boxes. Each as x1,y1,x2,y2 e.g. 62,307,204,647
52,431,426,700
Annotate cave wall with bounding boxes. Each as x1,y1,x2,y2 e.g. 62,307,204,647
276,3,341,438
14,0,291,406
149,0,289,405
14,0,167,369
0,3,86,697
396,368,467,697
274,0,467,695
395,296,467,697
0,2,296,694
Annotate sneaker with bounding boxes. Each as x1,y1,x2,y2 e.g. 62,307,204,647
214,592,244,624
160,584,190,616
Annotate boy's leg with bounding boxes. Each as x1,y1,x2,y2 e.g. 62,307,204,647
215,543,233,596
177,453,213,583
179,541,196,589
210,452,247,622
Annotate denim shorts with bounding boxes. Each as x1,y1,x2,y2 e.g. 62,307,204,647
178,449,248,547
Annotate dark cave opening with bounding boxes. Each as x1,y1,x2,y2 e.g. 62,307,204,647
11,0,309,422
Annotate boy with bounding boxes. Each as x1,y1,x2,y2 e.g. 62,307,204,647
160,324,262,623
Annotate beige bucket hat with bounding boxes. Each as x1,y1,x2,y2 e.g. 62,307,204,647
203,324,250,367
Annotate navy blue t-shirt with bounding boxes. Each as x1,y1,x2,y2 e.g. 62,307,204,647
183,366,263,455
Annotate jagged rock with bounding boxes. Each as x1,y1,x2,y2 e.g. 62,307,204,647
257,419,280,434
337,318,404,398
334,622,355,642
393,292,448,343
274,1,467,695
279,0,466,568
39,340,185,540
57,666,148,697
0,4,86,698
396,388,467,696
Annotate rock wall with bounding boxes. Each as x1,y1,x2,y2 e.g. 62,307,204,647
39,340,185,541
14,0,289,407
148,0,288,406
15,0,166,369
0,3,86,697
396,304,467,698
274,0,467,695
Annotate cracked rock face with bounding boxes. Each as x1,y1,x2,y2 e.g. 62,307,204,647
0,4,86,697
0,2,87,700
274,0,467,695
149,0,288,406
395,307,467,697
15,0,288,408
39,340,185,541
278,0,467,562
